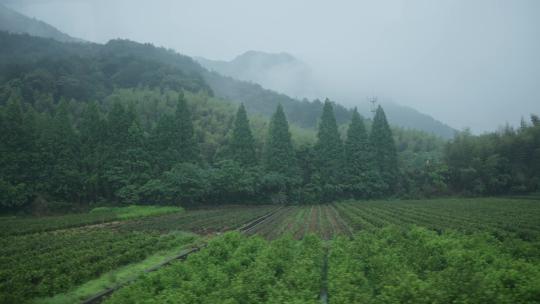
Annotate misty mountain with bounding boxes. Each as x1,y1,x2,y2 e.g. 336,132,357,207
197,51,456,138
0,3,82,43
0,5,350,129
0,31,346,129
354,99,456,139
196,51,318,100
0,5,453,137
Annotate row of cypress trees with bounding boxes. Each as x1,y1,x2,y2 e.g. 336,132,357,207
229,99,399,202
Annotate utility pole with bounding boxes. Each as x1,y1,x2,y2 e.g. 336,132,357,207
368,96,378,114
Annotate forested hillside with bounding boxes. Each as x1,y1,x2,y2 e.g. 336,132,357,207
0,4,82,43
1,31,539,213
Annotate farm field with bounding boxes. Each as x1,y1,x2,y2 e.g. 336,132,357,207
0,205,182,237
105,232,325,304
246,198,540,241
327,227,540,303
1,198,540,303
0,229,197,303
117,205,278,234
105,228,540,304
244,205,353,239
0,205,275,303
334,197,540,240
103,197,540,303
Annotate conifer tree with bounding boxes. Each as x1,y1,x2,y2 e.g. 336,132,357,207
150,93,198,172
315,99,343,186
80,102,105,201
370,105,398,191
151,113,176,173
264,104,296,177
106,102,132,151
230,103,257,166
0,98,30,182
80,102,104,154
0,98,34,208
115,121,151,204
42,100,81,201
344,108,372,197
174,93,198,163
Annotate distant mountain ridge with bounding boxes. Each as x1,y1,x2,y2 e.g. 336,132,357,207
1,5,455,138
196,51,317,100
0,3,83,43
197,51,457,138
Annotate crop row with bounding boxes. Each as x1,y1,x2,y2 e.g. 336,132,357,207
334,198,540,240
245,205,353,239
118,205,277,234
0,230,196,303
104,232,324,304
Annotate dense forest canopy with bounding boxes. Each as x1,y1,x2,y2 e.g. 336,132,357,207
0,31,539,213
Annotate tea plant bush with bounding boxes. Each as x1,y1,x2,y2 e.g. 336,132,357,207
105,232,323,304
0,230,195,303
329,227,540,304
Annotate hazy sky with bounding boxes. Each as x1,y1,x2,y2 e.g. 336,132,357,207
4,0,540,132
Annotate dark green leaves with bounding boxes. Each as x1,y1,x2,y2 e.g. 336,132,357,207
230,103,257,166
264,104,297,178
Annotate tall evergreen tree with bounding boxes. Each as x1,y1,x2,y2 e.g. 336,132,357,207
80,102,105,202
150,93,198,173
114,121,151,204
151,113,176,173
370,105,398,192
264,104,297,177
315,99,344,187
38,100,81,201
174,93,198,163
103,102,132,197
0,98,30,182
230,103,257,166
344,108,372,197
106,102,135,152
0,98,34,208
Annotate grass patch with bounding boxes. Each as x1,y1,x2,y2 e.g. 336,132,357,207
90,205,183,219
33,231,200,304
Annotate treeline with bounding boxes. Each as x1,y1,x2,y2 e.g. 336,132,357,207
0,33,211,105
0,91,399,211
445,117,540,195
2,86,538,212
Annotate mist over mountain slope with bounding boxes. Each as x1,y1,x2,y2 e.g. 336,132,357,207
196,51,318,100
0,3,82,43
197,51,456,138
1,5,454,138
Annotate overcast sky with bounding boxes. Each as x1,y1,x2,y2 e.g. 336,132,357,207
3,0,540,133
